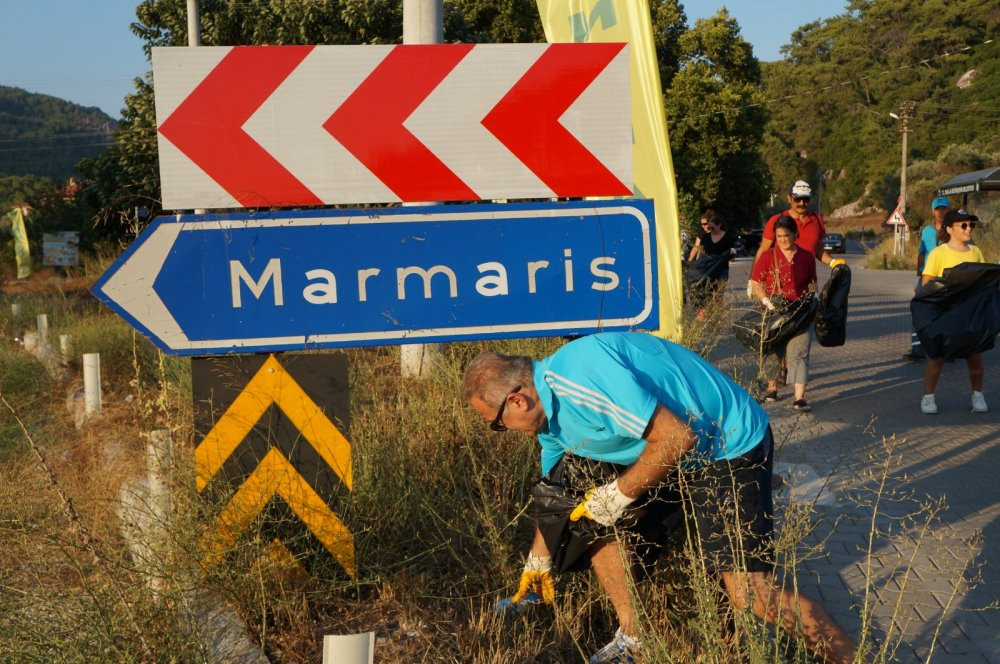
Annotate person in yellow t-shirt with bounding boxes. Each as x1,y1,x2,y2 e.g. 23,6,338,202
919,209,989,414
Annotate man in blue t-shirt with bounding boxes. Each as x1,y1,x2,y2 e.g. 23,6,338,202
904,196,950,361
461,332,857,664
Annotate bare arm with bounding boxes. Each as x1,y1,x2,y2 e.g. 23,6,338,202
687,238,701,262
751,280,770,302
615,404,696,499
529,526,550,556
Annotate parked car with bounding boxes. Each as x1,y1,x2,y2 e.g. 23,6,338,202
822,232,846,253
738,229,764,257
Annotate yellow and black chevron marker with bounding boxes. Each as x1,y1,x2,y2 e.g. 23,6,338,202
192,353,355,577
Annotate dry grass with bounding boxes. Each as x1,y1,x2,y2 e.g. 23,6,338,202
0,281,988,663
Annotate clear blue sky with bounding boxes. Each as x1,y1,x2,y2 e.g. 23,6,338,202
0,1,847,120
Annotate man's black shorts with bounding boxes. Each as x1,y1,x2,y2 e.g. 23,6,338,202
679,426,775,573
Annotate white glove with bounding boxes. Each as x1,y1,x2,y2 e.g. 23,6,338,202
512,552,554,604
761,297,776,311
746,279,754,300
569,480,634,526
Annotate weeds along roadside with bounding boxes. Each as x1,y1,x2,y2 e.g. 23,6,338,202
0,282,989,662
863,217,999,271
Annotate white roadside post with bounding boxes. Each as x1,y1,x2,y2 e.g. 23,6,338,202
83,353,102,415
322,633,375,664
36,313,48,346
59,334,72,365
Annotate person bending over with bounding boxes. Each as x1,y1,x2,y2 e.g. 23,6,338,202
461,332,858,663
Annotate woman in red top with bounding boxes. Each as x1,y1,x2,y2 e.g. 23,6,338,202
750,216,818,410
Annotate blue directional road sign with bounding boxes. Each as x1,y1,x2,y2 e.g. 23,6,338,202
93,200,657,356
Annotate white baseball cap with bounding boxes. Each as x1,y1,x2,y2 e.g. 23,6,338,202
789,180,812,198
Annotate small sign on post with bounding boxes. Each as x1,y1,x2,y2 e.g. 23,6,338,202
886,206,908,256
42,232,80,267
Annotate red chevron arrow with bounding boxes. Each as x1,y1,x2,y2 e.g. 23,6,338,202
323,44,478,202
158,46,322,208
482,43,630,197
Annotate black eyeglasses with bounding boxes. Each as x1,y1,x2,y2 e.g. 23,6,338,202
958,222,977,230
490,386,521,432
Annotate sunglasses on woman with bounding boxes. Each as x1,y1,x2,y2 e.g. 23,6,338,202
958,222,977,230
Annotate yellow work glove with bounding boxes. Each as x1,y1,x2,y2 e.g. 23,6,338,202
511,552,555,604
569,479,635,527
829,258,846,269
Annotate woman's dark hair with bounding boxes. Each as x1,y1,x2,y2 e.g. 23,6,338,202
774,215,798,236
701,208,726,232
936,222,953,245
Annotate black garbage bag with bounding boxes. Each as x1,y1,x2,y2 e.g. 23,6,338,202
685,254,730,307
530,456,683,574
734,294,818,356
910,262,1000,360
815,264,852,347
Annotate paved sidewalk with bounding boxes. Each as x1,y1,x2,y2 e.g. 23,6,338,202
723,254,1000,663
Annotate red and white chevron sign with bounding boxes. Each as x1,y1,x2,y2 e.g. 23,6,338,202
152,44,631,210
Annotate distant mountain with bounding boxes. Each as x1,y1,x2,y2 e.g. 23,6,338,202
0,86,118,180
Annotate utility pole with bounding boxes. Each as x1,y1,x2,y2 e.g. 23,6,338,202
188,0,205,217
187,0,201,46
896,100,915,255
400,0,443,379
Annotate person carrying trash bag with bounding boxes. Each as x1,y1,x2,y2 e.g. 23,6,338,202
460,332,859,664
748,215,819,410
915,208,995,414
686,209,736,318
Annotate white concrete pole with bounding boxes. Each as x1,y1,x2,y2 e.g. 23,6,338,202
36,313,48,345
147,429,173,594
187,0,201,46
59,334,72,364
83,353,102,414
10,303,20,318
323,633,374,664
400,0,444,379
147,430,173,520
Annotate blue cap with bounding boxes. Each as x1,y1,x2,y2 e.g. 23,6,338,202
931,196,949,210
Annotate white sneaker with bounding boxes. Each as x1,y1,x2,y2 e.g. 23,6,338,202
972,391,989,413
590,628,641,663
920,394,937,414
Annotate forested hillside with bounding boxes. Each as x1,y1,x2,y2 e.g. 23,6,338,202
0,86,117,180
760,0,999,226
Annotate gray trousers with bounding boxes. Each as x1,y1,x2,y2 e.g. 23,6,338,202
767,328,812,385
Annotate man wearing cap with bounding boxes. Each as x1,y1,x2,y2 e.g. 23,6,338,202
904,196,950,361
749,181,844,392
752,180,843,270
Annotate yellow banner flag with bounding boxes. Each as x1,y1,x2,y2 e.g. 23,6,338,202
7,208,31,279
536,0,682,339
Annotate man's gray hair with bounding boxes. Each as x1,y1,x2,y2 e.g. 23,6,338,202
460,352,533,407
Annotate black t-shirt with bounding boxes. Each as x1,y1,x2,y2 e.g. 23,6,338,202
699,232,735,257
